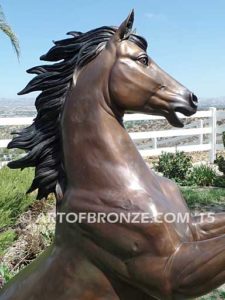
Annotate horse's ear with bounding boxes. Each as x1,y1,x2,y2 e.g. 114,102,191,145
114,9,134,41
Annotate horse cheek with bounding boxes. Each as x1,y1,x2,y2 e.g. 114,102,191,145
109,62,147,109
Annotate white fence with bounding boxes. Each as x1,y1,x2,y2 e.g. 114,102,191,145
124,107,225,162
0,107,225,163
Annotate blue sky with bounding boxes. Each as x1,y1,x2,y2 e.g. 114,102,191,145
0,0,225,99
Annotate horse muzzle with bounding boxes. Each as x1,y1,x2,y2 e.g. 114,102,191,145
168,91,198,127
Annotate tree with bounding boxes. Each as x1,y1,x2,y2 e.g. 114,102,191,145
0,4,20,58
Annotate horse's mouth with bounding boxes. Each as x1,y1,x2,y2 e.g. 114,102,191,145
166,106,197,128
143,92,198,128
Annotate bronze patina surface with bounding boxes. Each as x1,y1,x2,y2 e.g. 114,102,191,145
1,10,225,300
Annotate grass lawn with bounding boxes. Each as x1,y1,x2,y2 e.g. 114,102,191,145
181,186,225,211
0,167,35,255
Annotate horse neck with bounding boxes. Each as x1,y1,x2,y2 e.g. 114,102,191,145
61,84,155,192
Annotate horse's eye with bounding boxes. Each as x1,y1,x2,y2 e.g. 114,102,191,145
137,56,149,66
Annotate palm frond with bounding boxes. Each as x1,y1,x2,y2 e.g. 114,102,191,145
0,5,20,59
0,5,6,20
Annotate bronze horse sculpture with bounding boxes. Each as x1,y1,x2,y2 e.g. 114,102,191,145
1,10,225,300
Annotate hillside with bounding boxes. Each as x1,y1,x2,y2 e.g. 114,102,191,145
0,96,225,117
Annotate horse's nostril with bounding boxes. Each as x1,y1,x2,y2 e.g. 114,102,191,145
192,93,198,103
190,93,198,107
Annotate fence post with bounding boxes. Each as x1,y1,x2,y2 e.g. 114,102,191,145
209,107,217,163
153,137,157,149
199,119,203,145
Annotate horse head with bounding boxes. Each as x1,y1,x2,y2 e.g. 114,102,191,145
102,10,198,127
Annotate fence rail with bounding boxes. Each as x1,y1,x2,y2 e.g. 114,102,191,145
0,107,224,163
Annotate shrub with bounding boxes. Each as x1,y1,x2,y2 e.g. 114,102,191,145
154,151,192,183
214,131,225,181
214,155,225,176
187,164,217,187
213,131,225,186
213,176,225,188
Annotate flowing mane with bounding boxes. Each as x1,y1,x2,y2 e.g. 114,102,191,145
7,26,147,200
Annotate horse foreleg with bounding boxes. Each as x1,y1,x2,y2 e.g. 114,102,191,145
168,234,225,299
193,212,225,240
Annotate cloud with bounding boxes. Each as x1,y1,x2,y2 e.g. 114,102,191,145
144,12,166,21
